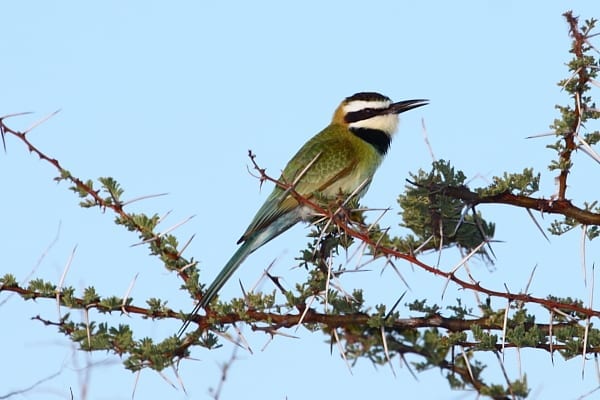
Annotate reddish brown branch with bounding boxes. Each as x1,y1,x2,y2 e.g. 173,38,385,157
1,284,178,320
557,11,590,199
435,184,600,226
247,152,600,320
0,116,194,285
2,282,583,343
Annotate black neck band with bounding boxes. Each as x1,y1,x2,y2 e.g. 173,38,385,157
350,128,391,155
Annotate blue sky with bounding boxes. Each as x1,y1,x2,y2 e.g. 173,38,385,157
1,2,599,399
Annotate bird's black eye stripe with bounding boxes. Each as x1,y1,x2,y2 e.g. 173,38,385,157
344,108,386,123
350,127,391,155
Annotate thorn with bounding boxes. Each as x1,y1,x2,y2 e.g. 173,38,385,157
177,234,196,258
380,326,396,377
0,111,35,120
332,328,353,375
23,109,61,135
421,117,436,162
121,192,169,207
56,245,77,319
122,273,139,316
385,291,406,319
525,208,550,243
524,131,556,139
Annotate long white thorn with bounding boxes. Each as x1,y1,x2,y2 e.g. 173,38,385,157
381,326,397,377
158,215,195,237
421,117,436,162
23,109,61,134
582,225,588,287
441,241,487,299
576,134,600,164
501,298,510,361
583,263,595,378
56,245,77,319
122,273,139,316
122,192,169,206
296,295,317,331
332,328,353,375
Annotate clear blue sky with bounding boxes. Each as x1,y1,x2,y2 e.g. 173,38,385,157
1,2,599,399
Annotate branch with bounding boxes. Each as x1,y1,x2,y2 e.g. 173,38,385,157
432,184,600,226
243,157,600,320
0,114,197,286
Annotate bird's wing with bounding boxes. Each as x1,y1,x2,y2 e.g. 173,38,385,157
238,134,359,243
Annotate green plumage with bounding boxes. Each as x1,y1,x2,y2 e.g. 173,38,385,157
240,124,382,243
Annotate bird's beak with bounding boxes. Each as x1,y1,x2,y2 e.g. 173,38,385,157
384,99,429,115
344,98,428,124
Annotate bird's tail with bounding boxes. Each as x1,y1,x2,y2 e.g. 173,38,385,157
178,211,301,337
198,237,258,310
177,239,256,337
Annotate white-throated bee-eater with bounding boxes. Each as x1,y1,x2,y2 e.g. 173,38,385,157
179,92,427,335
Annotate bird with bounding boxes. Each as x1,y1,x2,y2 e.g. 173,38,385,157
179,92,427,336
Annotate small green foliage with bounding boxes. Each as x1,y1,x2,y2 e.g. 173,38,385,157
26,279,57,298
69,179,99,208
83,287,101,304
65,176,126,208
548,216,578,235
547,295,586,320
548,16,599,176
446,372,465,389
477,169,540,197
421,328,450,365
505,323,543,348
98,296,122,312
180,266,202,298
146,298,170,316
54,168,72,182
0,273,18,287
326,290,362,314
123,335,184,371
586,225,600,240
549,201,600,239
407,299,441,316
454,357,485,383
480,376,529,399
298,220,354,270
70,179,94,198
470,324,498,351
60,287,77,307
510,308,536,325
98,177,124,205
398,160,495,260
110,325,135,355
447,331,468,345
365,305,389,329
116,212,160,233
446,298,472,319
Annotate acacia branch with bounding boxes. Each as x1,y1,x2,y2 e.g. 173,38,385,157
246,153,600,320
1,282,589,353
558,11,590,199
429,183,600,226
0,115,195,285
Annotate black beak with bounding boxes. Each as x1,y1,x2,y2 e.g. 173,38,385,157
385,99,429,115
344,98,428,124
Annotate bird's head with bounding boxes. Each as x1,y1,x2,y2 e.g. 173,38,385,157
333,92,428,137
